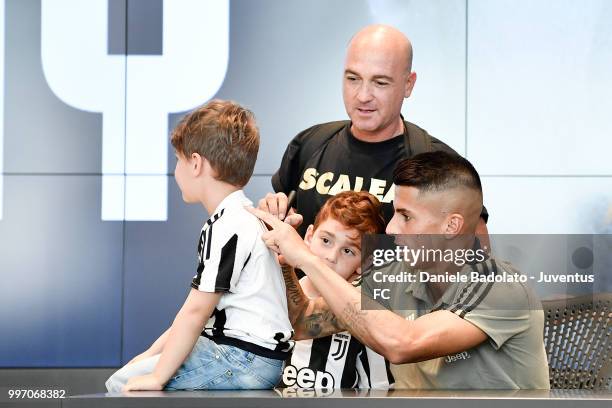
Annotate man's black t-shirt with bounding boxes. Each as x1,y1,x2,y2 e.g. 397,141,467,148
272,121,458,236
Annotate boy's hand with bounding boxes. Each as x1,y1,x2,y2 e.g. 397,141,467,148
123,374,164,392
246,206,315,270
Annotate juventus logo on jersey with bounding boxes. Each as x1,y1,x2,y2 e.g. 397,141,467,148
286,331,394,389
330,335,350,361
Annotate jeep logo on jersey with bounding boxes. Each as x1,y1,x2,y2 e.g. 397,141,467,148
445,351,471,364
40,0,229,221
282,365,335,389
299,168,395,203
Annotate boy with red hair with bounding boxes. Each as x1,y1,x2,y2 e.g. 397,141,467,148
279,191,393,389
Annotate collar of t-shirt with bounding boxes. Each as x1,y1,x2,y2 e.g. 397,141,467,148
343,124,405,155
208,189,252,221
340,116,406,154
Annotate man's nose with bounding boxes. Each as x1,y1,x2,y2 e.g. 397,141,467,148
356,83,373,102
386,217,399,234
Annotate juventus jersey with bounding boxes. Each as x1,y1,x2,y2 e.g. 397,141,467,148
191,190,294,359
281,331,394,389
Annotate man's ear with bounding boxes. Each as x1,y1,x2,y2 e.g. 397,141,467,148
444,213,464,238
304,225,315,247
404,71,417,98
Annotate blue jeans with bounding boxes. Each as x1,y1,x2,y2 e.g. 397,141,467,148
164,336,283,390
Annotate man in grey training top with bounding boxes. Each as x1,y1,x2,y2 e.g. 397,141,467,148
249,151,549,389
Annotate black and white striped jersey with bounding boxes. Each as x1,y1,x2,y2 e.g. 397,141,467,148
280,331,394,389
190,190,294,359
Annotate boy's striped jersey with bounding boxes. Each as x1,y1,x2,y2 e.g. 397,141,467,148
191,190,294,359
280,278,393,388
281,330,394,388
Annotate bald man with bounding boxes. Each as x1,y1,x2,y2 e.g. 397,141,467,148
261,24,488,238
248,151,549,389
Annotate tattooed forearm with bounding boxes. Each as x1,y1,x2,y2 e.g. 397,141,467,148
281,264,306,310
297,303,344,339
340,301,369,340
281,265,308,326
280,264,346,340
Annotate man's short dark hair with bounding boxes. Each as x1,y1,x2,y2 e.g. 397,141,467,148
393,151,482,194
